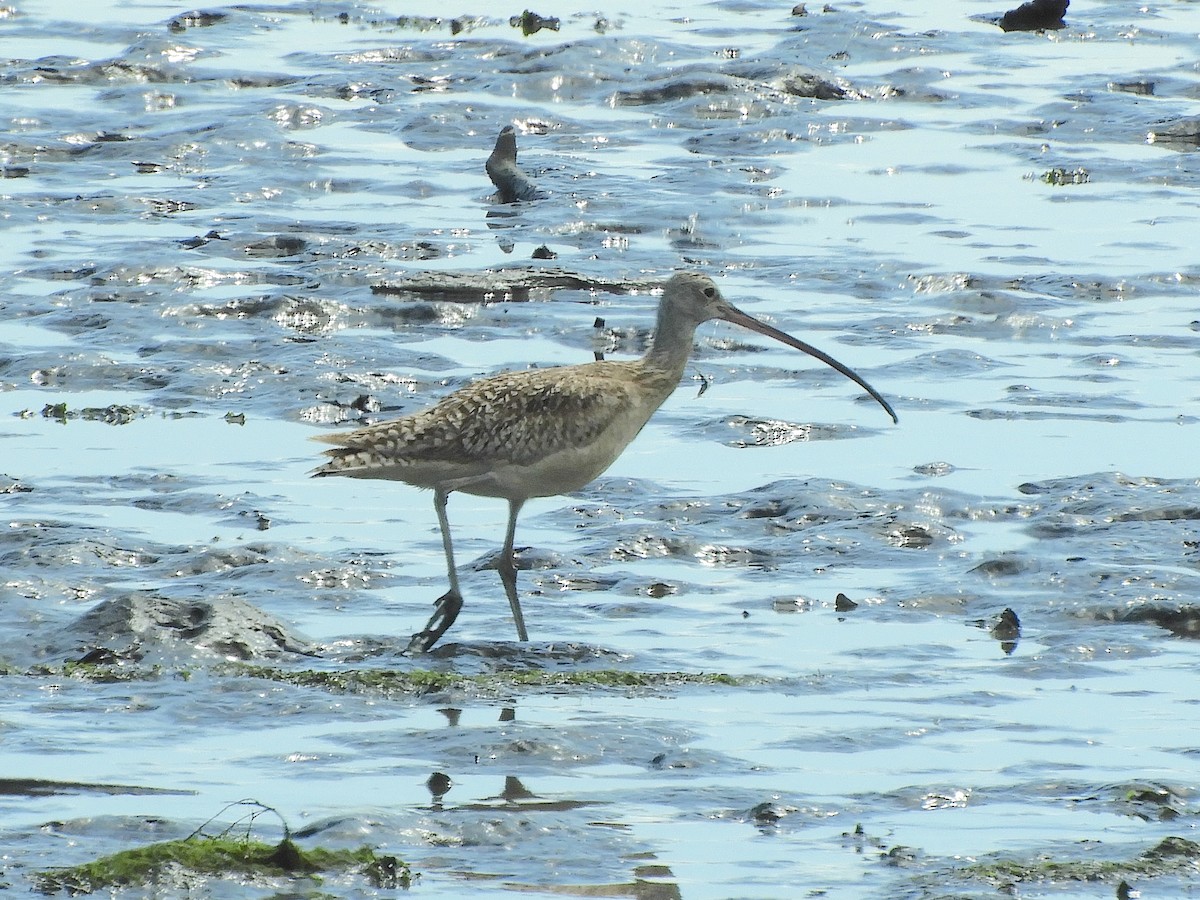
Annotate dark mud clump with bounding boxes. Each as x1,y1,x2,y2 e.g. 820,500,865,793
997,0,1068,32
43,593,315,664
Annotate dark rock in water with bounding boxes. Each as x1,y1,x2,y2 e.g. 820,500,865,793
168,10,229,32
531,244,556,260
748,801,792,826
1147,119,1200,151
998,0,1068,32
48,593,315,662
780,71,850,101
509,10,560,37
244,235,307,258
485,126,543,203
1116,604,1200,639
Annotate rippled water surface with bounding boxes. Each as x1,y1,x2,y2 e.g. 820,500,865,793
2,0,1199,896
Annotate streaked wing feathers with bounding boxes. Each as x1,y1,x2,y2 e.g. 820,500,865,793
316,363,641,471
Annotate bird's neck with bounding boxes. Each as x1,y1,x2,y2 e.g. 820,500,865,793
643,309,699,382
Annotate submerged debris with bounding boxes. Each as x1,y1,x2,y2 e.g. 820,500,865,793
1042,166,1090,185
36,402,140,425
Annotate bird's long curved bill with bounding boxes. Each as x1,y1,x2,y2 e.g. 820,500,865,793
721,304,899,424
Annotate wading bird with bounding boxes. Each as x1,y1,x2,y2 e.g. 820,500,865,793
313,273,897,651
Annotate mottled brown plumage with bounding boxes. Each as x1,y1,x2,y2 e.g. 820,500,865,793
314,361,674,494
313,273,896,651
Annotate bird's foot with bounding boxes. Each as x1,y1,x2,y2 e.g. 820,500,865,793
405,590,463,654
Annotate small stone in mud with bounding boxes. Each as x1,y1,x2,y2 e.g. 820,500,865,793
834,592,858,612
913,460,955,477
168,10,228,32
531,244,556,260
749,801,787,826
889,525,934,548
970,557,1025,577
1110,80,1155,96
0,475,32,494
510,10,560,36
244,235,307,258
486,126,543,203
179,234,207,249
781,72,849,101
997,0,1068,32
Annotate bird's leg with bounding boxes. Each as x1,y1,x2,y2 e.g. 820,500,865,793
406,488,463,653
498,498,529,641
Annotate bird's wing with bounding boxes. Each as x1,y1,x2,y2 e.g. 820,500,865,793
316,363,644,468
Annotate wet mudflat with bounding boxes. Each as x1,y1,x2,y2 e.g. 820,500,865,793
1,0,1199,896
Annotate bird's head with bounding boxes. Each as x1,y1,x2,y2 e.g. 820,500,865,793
659,272,898,424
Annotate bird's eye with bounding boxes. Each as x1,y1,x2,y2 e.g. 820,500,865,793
703,287,716,298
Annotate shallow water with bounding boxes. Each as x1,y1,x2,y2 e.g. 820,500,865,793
2,0,1199,896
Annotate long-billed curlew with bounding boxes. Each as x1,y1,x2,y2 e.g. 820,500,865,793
313,273,897,652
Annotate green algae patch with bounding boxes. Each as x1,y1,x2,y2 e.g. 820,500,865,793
54,660,168,683
23,661,756,696
230,664,754,697
959,836,1200,888
35,835,411,894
